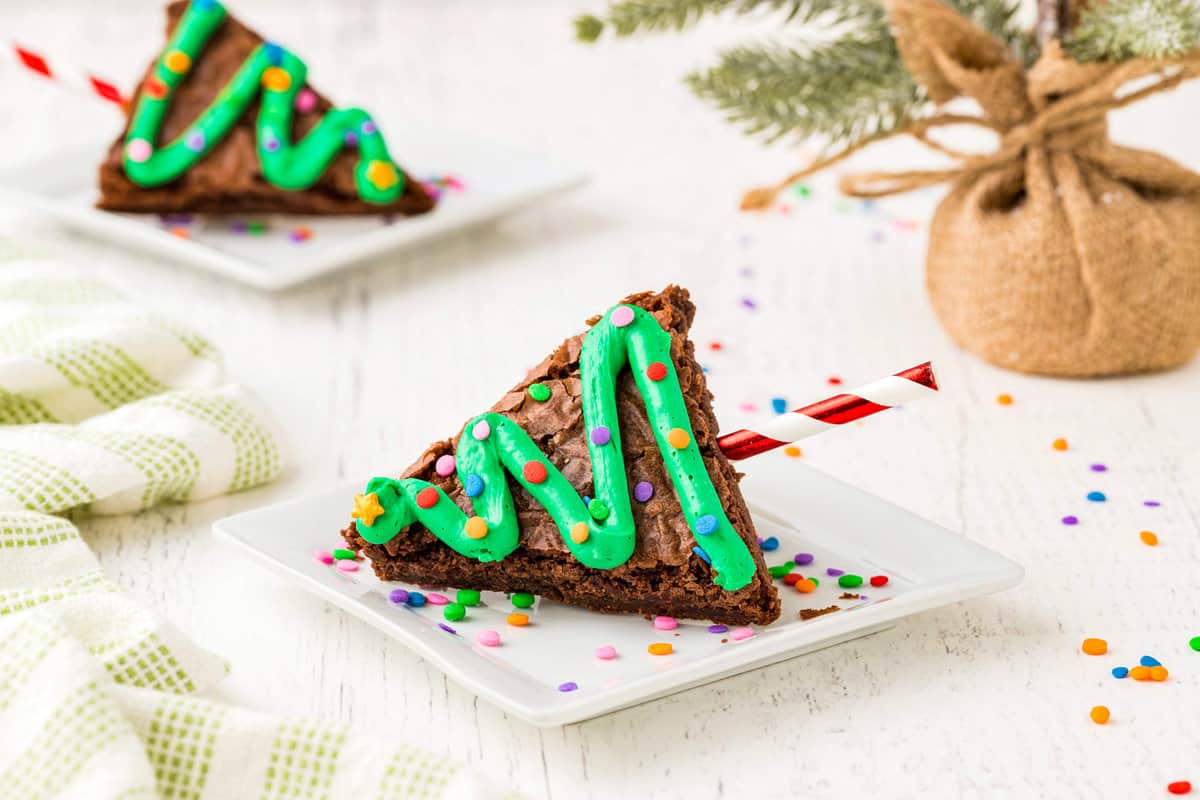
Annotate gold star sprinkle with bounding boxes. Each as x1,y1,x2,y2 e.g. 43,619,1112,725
351,492,385,526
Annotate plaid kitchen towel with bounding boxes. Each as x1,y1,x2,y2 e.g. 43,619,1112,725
0,257,506,800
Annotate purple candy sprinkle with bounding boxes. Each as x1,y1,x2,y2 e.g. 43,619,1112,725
1144,500,1161,507
1062,515,1079,525
826,568,844,577
264,138,280,152
361,120,377,135
794,552,814,566
388,589,409,604
185,131,205,152
633,481,654,503
1090,463,1108,472
344,131,358,147
708,624,728,634
230,221,249,233
438,623,456,634
740,297,757,309
590,426,611,446
558,681,578,693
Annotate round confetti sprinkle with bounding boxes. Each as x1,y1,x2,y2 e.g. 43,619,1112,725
1190,636,1200,652
143,77,167,99
694,514,718,536
768,563,794,578
443,603,466,622
294,88,317,112
456,589,481,606
653,616,678,631
472,419,491,440
406,592,426,607
996,393,1013,405
1140,655,1161,667
667,428,690,449
610,306,635,327
590,426,611,446
332,548,356,560
288,226,312,243
261,66,291,92
361,120,378,135
1062,516,1079,526
523,461,548,484
770,397,787,414
477,630,500,647
783,446,802,458
1167,781,1192,795
595,645,617,660
838,574,864,588
263,43,284,64
692,546,710,564
647,642,673,656
438,623,456,634
388,589,409,604
344,131,358,147
464,474,484,498
415,487,439,509
425,593,449,606
1089,705,1110,725
633,482,654,502
1052,438,1068,451
869,575,889,587
312,548,333,565
1086,491,1107,502
1090,463,1108,472
464,516,488,539
1082,638,1108,656
1111,666,1129,679
588,498,610,520
795,579,817,594
825,568,844,577
1140,530,1158,546
731,627,755,641
511,592,535,608
708,625,728,634
264,136,281,153
365,160,398,190
528,383,551,401
164,49,191,73
185,130,206,152
126,139,153,163
793,552,814,566
507,612,529,627
759,536,779,552
558,681,578,692
435,454,455,476
646,362,668,381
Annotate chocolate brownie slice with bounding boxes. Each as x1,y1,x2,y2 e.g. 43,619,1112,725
97,1,434,216
342,286,781,625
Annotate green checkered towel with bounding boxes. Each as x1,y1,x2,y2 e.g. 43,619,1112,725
0,257,505,799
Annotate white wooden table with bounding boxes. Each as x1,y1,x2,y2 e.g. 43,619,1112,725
3,2,1199,797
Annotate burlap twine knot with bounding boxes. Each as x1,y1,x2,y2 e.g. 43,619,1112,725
744,0,1200,376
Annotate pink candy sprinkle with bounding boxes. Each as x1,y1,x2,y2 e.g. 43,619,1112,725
312,548,333,565
610,306,635,327
425,593,449,605
595,645,617,660
472,419,491,440
435,454,455,476
126,138,152,163
294,88,317,113
335,560,359,573
477,630,501,647
731,626,755,641
653,616,678,631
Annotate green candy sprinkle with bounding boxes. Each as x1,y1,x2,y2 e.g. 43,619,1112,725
810,577,819,587
1190,636,1200,652
512,592,535,608
588,498,610,521
443,603,466,622
246,221,268,235
332,548,356,560
528,383,551,402
838,574,863,588
456,589,481,606
768,562,794,579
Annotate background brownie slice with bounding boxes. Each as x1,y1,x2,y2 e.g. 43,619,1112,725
343,285,781,625
97,1,434,215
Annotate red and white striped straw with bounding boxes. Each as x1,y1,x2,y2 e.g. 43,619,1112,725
717,361,939,460
3,42,127,108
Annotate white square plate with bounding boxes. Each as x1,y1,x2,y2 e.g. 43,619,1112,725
214,461,1022,726
0,125,585,290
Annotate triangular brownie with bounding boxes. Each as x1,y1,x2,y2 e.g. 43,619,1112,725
342,286,781,625
97,0,434,216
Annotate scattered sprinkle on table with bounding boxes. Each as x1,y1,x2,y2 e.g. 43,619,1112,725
759,536,779,551
1112,666,1128,679
1062,516,1079,526
1144,500,1161,507
1052,438,1068,451
425,592,449,605
1086,491,1107,502
169,226,190,239
558,681,578,693
1189,636,1200,652
595,645,617,660
1140,655,1161,667
769,563,794,578
246,221,267,234
826,568,844,577
388,589,409,605
648,642,673,656
739,297,757,310
334,560,358,573
312,548,333,564
783,446,802,458
406,592,426,607
869,575,889,587
1089,705,1110,724
1082,638,1107,655
1090,463,1108,472
783,573,802,586
1167,781,1191,796
438,623,456,634
827,376,842,385
731,627,755,641
443,603,466,622
838,574,864,588
511,592,535,608
795,578,817,594
288,225,312,243
477,629,500,647
653,616,678,631
771,397,787,414
1140,530,1159,546
708,341,723,351
996,393,1013,405
1129,666,1150,680
794,552,814,566
457,589,481,606
507,612,529,627
1150,666,1169,681
332,548,356,560
707,625,727,634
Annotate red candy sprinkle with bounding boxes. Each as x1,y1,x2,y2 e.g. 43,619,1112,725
415,487,439,509
144,77,168,99
709,342,723,351
523,461,548,484
646,362,667,381
782,573,802,586
869,575,889,587
827,376,843,385
1168,782,1192,796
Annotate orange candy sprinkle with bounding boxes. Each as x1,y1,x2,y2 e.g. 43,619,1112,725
783,446,802,458
1089,705,1110,724
506,612,529,627
261,66,292,92
1081,638,1108,656
1129,666,1151,680
1150,666,1169,681
666,428,691,449
169,227,190,239
647,642,673,656
365,160,399,190
996,393,1014,405
164,49,191,73
1140,530,1159,546
570,522,590,544
1052,438,1068,451
464,516,488,539
795,578,817,594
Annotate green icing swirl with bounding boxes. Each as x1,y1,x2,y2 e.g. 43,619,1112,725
122,0,404,204
357,304,758,592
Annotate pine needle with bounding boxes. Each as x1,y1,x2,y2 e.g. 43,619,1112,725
1068,0,1200,61
575,0,879,42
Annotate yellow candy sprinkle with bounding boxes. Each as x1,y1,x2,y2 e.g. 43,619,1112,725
164,50,191,73
1052,438,1068,451
570,522,590,544
1140,530,1158,546
666,428,690,449
1089,705,1110,724
365,160,399,190
647,642,673,656
261,66,292,92
506,612,529,627
784,445,802,458
464,516,488,539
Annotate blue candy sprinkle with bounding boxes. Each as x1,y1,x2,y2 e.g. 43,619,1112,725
692,546,711,564
406,591,426,608
464,474,484,498
694,514,718,536
263,43,284,65
771,397,788,414
1112,666,1129,679
1087,491,1107,502
759,536,780,552
1140,655,1161,667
